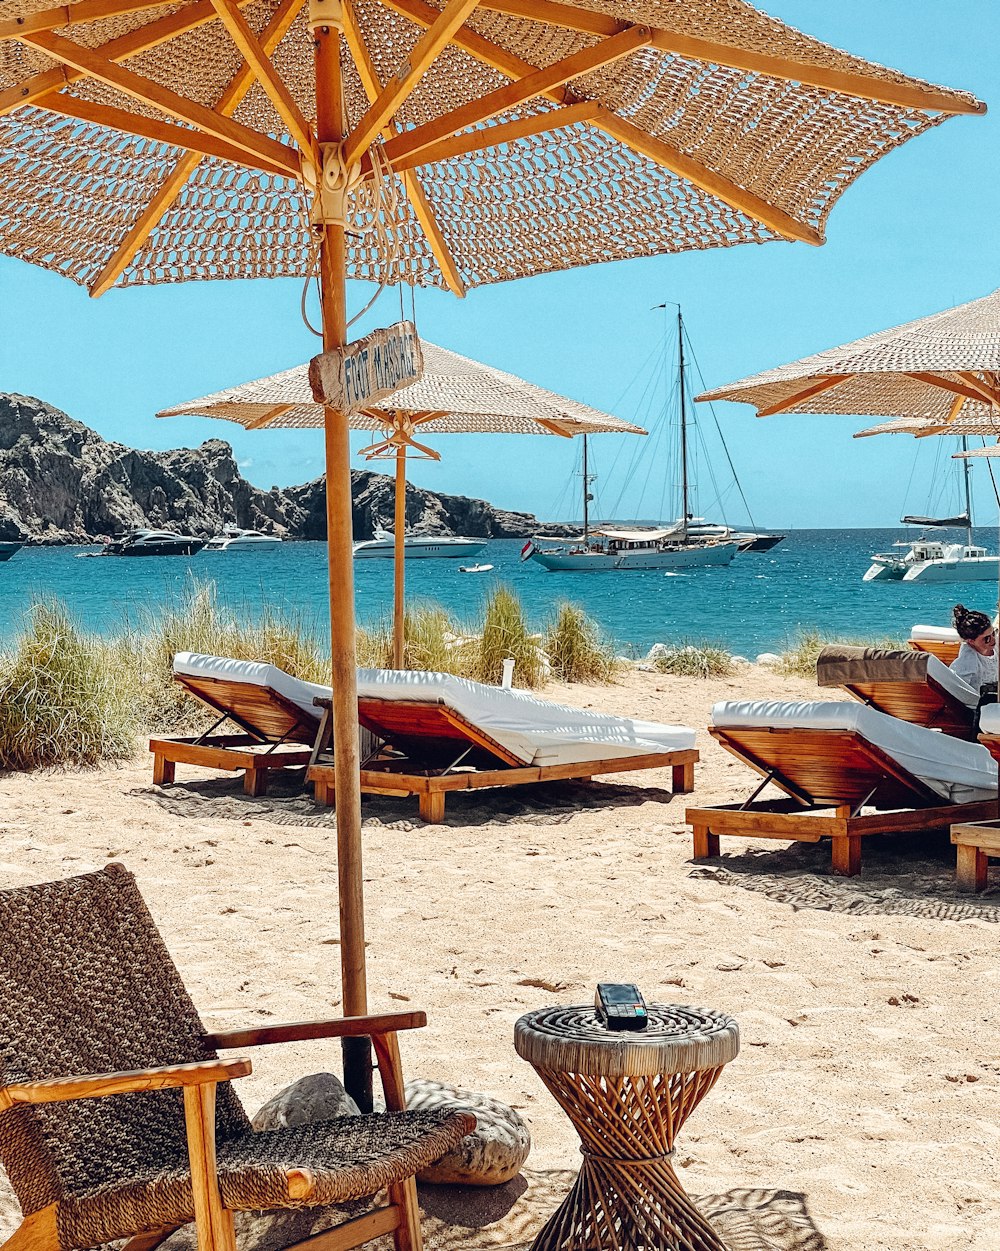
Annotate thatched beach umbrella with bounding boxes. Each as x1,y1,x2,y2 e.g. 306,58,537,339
158,340,644,665
697,287,1000,423
855,415,1000,439
0,0,983,1102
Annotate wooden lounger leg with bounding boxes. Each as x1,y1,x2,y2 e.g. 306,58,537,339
956,843,988,893
313,779,335,806
242,767,268,797
831,835,861,877
691,825,720,860
672,760,695,794
152,754,176,786
418,791,446,824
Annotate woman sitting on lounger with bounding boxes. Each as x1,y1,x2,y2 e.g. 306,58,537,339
950,604,998,694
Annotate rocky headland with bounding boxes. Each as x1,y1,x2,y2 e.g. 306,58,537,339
0,393,556,544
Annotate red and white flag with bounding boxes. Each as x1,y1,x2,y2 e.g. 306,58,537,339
520,540,535,561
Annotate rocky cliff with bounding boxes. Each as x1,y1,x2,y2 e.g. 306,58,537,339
0,394,554,544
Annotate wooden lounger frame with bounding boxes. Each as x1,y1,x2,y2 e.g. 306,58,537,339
308,696,697,822
908,637,960,665
686,725,997,876
950,818,1000,892
839,673,976,739
149,672,322,795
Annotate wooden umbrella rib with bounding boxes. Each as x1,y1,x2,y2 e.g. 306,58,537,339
207,0,314,156
245,406,296,429
592,108,823,246
343,0,482,166
33,90,294,177
476,0,985,115
955,371,1000,407
0,0,257,116
0,0,177,40
88,0,305,297
389,101,600,172
905,371,1000,408
342,0,466,296
382,25,652,167
381,0,572,96
755,374,851,415
21,30,299,174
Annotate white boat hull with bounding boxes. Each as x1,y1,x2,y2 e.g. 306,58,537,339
529,541,739,572
902,556,1000,583
353,537,486,560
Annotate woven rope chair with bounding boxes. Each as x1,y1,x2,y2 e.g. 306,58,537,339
0,865,474,1251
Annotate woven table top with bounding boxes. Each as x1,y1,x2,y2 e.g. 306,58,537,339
514,1005,739,1078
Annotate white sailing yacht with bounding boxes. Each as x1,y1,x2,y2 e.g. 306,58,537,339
864,439,999,583
526,306,742,573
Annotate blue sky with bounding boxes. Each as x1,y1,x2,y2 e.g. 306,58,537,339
1,0,998,529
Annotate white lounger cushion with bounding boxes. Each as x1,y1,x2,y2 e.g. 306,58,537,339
910,624,960,644
174,652,696,767
712,699,997,804
923,654,979,709
978,703,1000,735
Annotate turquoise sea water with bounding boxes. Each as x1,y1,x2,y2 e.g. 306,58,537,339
1,529,998,657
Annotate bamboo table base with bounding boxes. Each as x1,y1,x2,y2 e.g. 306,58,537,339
515,1005,740,1251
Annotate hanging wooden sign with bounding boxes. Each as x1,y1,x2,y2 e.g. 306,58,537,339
309,320,424,412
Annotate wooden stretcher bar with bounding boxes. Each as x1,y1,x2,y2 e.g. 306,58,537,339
686,725,997,876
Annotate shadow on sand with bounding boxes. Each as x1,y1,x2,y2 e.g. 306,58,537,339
689,829,1000,922
143,773,680,831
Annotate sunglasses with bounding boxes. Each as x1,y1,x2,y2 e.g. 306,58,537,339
978,631,996,644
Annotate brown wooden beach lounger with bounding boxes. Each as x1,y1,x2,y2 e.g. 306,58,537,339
149,658,326,795
816,644,979,739
686,701,997,876
0,864,474,1251
310,693,698,823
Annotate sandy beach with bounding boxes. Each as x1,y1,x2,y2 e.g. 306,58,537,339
1,663,996,1251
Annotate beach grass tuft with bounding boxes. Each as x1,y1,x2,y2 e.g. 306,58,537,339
477,585,544,688
545,602,619,684
0,600,136,769
776,630,905,679
135,580,327,734
653,642,737,679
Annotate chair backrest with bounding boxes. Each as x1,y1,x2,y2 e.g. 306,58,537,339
0,865,250,1215
175,671,321,744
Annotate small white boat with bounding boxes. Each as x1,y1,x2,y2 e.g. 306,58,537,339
458,562,494,573
204,525,282,551
353,528,486,560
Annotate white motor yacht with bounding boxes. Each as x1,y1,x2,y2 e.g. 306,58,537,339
353,528,486,560
205,525,282,550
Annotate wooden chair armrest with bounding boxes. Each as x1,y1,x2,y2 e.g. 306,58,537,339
0,1058,251,1110
207,1010,426,1049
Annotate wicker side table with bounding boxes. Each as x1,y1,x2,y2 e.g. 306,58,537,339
515,1004,739,1251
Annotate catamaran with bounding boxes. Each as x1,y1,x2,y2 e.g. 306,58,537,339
525,306,743,573
864,439,999,583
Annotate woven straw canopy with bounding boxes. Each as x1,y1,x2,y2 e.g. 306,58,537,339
157,339,644,435
855,415,1000,439
0,0,984,296
697,287,1000,425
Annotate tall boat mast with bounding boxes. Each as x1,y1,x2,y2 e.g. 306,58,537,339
678,306,689,542
961,435,974,549
582,434,590,542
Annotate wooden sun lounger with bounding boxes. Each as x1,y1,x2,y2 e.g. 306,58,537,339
149,671,321,795
686,725,996,876
837,672,976,739
308,695,697,822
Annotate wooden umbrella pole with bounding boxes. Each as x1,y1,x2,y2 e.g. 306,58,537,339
393,442,406,668
314,13,371,1110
